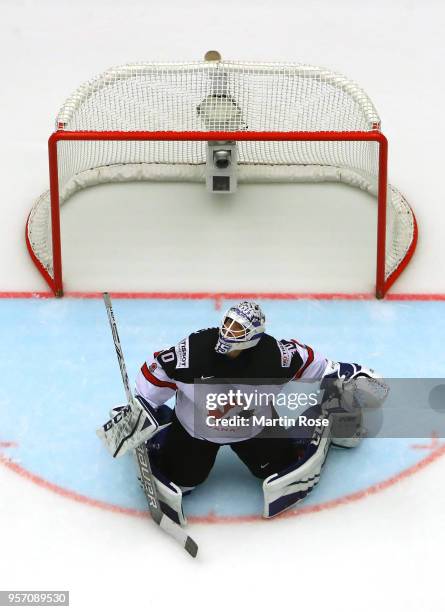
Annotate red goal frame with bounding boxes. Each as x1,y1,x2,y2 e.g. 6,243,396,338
26,130,418,299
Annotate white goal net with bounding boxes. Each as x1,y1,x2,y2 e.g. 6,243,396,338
27,59,416,296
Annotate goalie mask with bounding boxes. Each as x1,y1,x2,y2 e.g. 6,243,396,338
215,301,266,355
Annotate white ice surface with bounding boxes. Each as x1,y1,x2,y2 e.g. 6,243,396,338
60,181,379,293
1,1,445,610
1,450,444,612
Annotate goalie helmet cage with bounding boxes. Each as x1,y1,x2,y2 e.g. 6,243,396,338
27,58,417,298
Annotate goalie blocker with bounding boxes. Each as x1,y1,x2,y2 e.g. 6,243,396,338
101,398,190,526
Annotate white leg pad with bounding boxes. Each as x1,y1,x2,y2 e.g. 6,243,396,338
263,435,331,518
153,473,187,526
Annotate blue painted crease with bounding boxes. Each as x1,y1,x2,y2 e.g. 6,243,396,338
0,298,444,517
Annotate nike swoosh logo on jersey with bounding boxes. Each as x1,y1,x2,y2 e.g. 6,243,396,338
201,375,214,379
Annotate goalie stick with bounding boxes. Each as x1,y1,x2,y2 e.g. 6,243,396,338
102,292,198,558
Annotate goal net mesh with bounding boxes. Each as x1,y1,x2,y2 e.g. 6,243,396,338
27,61,415,292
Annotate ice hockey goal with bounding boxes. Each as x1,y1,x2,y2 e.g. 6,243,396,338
27,56,417,297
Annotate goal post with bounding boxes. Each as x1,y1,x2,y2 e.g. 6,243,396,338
26,59,417,298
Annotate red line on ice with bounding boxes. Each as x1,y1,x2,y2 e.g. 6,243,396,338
411,432,440,450
0,452,147,519
1,442,444,524
1,291,445,302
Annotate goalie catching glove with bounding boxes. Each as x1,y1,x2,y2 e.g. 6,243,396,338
320,361,389,447
321,361,389,411
96,396,171,458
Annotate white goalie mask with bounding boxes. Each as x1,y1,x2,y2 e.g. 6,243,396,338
215,301,266,355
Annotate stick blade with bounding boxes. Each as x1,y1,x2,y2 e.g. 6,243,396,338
159,514,198,558
184,536,199,558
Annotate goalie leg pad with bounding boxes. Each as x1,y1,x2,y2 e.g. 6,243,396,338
263,425,331,518
149,463,188,526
